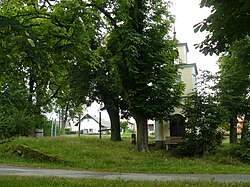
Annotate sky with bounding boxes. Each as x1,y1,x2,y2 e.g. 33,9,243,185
87,0,220,120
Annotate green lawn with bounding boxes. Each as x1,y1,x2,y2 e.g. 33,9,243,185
0,135,249,174
0,176,250,187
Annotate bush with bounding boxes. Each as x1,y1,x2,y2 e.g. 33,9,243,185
235,127,250,162
0,109,35,139
175,91,228,156
176,130,224,156
0,83,37,139
0,108,51,139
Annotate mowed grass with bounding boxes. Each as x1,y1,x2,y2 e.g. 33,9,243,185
0,135,249,174
0,176,250,187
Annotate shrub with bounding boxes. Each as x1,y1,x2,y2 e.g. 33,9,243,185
0,109,51,139
0,83,36,139
234,126,250,162
175,91,228,156
176,129,224,156
0,112,35,139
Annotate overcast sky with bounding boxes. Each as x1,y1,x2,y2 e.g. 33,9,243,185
170,0,219,73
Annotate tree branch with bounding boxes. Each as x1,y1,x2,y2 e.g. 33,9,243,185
45,85,62,104
86,3,118,29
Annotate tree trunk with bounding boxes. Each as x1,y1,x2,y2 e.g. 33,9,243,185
229,116,238,144
106,105,121,141
133,112,149,152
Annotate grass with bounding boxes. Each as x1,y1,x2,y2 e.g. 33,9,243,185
0,176,250,187
0,135,249,174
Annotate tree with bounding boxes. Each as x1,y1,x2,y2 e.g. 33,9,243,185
70,33,124,141
105,0,184,151
0,0,97,124
218,36,250,143
0,0,56,124
194,0,250,55
194,0,250,142
176,71,229,156
176,90,227,156
49,0,102,134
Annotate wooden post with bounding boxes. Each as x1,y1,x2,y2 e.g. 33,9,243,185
78,113,81,138
51,118,53,137
58,111,61,133
54,119,57,137
131,133,136,145
99,110,102,139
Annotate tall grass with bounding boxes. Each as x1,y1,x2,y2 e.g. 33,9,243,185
0,135,249,174
0,176,249,187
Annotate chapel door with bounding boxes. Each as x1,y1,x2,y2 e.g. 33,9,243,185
170,114,185,137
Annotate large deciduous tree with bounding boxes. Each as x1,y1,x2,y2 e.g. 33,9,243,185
0,0,97,134
67,3,123,141
195,0,250,55
105,0,184,151
194,0,250,143
72,49,124,141
218,36,250,143
51,0,100,134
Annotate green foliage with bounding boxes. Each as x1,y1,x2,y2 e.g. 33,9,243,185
34,115,51,136
0,0,183,147
0,0,100,139
0,0,97,119
235,126,250,162
120,121,128,132
104,0,184,120
0,83,33,139
217,36,250,143
176,90,228,156
0,82,51,139
125,129,136,134
218,36,250,116
102,0,184,150
0,110,35,139
0,110,51,139
195,0,250,55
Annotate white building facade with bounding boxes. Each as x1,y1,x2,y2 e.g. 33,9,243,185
73,114,110,134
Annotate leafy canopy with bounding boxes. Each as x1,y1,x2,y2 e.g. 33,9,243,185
105,0,184,120
195,0,250,55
